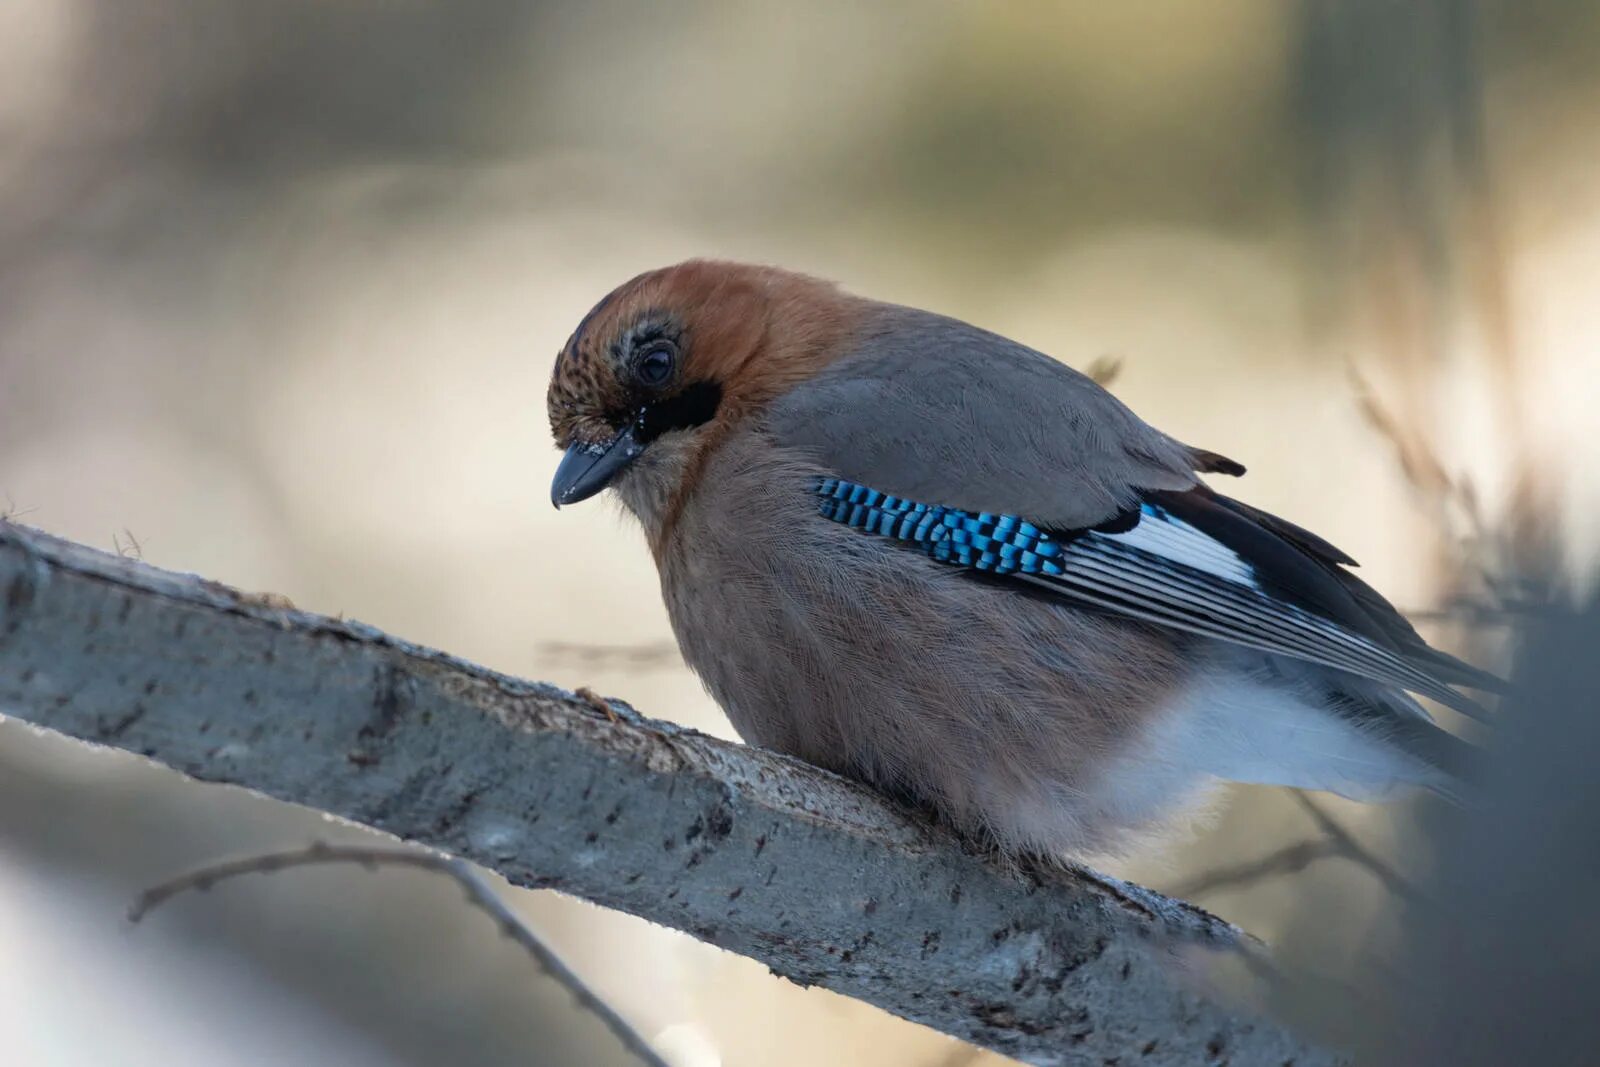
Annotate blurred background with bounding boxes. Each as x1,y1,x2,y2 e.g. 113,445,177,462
2,2,1597,1064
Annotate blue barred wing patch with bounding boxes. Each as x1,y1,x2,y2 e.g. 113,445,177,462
815,478,1072,576
813,477,1478,715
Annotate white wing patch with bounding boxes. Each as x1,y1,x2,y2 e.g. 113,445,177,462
1094,504,1257,587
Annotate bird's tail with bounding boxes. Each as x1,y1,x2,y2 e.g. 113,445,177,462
1329,683,1485,802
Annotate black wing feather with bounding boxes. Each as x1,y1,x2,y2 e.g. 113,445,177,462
1166,489,1509,696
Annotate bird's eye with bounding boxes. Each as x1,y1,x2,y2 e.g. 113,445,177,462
635,344,676,387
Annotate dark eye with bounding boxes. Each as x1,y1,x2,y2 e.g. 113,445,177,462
635,344,676,386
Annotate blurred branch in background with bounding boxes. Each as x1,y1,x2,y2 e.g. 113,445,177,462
1171,794,1422,906
0,521,1340,1067
536,639,683,672
129,841,670,1067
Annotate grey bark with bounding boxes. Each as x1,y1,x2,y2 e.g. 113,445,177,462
0,521,1339,1066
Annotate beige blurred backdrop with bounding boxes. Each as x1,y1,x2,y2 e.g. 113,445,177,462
3,2,1598,1065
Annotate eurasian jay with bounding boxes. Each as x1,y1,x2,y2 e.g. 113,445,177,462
547,260,1499,856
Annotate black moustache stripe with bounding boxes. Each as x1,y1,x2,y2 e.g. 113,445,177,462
635,380,723,443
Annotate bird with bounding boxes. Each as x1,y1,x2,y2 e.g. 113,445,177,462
546,259,1501,857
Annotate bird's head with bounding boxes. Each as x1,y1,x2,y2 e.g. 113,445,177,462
547,259,861,527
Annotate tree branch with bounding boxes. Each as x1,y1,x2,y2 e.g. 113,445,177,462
0,521,1340,1066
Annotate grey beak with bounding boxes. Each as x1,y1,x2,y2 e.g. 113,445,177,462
551,425,643,507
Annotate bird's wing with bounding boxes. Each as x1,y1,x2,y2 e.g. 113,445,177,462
812,479,1499,718
763,307,1236,531
768,309,1499,714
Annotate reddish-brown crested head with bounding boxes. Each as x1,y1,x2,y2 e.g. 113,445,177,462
548,259,863,450
546,260,866,527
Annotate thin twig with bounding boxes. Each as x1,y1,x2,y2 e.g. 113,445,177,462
112,527,143,561
1169,794,1426,906
1288,794,1426,906
1403,599,1545,625
1,492,38,522
536,640,681,670
129,842,670,1067
1168,838,1341,899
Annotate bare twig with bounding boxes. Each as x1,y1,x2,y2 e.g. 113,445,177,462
112,527,143,561
536,639,682,670
1,492,38,522
129,841,670,1067
1402,598,1544,626
1169,794,1425,906
1169,838,1343,899
1288,794,1425,906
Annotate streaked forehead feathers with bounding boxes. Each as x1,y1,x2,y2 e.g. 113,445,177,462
547,269,701,448
549,279,644,410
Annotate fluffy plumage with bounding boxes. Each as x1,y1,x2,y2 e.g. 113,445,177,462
547,259,1495,857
